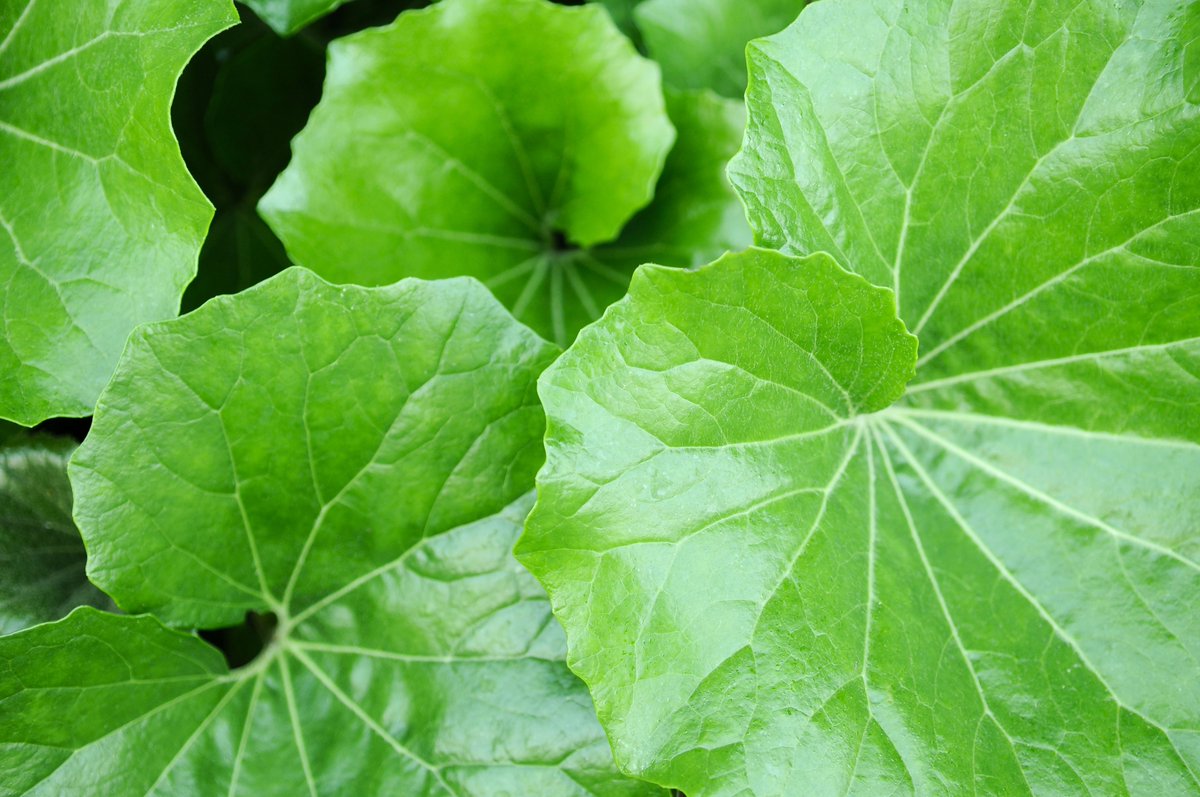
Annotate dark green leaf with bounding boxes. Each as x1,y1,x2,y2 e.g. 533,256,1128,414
0,431,111,634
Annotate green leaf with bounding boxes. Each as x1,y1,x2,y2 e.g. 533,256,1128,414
239,0,347,35
241,0,431,36
522,1,1200,793
595,0,645,44
0,0,237,425
597,90,751,272
634,0,808,97
0,431,111,634
262,0,722,346
0,267,659,795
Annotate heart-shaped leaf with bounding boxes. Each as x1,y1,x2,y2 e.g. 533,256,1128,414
0,269,660,796
521,0,1200,793
261,0,747,345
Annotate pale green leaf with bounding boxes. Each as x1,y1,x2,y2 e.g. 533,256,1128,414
635,0,808,97
0,0,236,425
261,0,746,346
0,268,660,796
521,0,1200,793
0,431,111,634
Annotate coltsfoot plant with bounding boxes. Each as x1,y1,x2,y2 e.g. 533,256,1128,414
1,0,1197,795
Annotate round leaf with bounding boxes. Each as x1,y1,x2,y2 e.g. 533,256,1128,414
261,0,735,346
0,269,659,795
522,1,1200,792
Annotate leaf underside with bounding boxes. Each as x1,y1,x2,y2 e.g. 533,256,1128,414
0,269,660,797
0,0,236,424
521,0,1200,794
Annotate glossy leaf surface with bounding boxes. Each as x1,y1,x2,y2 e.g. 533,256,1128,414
0,432,110,634
0,0,236,424
522,0,1200,793
635,0,808,97
262,0,746,345
0,269,658,796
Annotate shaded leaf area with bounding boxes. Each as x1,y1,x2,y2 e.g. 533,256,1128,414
0,269,662,796
594,0,645,45
176,1,448,314
173,5,320,312
635,0,809,97
262,0,749,346
523,0,1200,794
0,0,237,425
0,428,112,635
242,0,428,36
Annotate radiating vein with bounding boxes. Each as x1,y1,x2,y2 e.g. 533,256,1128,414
917,209,1200,368
904,336,1200,394
882,421,1187,755
290,646,456,796
875,423,1042,793
892,416,1200,575
226,671,265,797
146,677,246,795
278,656,317,797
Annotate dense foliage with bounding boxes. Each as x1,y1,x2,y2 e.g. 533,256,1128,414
1,0,1197,795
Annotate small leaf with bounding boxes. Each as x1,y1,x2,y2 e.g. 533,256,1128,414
262,0,715,346
0,430,111,634
635,0,809,97
0,0,237,425
240,0,350,36
0,269,661,795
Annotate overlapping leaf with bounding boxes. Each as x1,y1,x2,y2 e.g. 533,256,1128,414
521,0,1200,794
262,0,748,345
0,431,110,634
635,0,808,97
241,0,430,37
0,269,660,796
0,0,236,424
173,18,321,311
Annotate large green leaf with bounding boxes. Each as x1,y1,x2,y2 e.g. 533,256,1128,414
261,0,745,346
0,269,660,796
0,0,236,425
521,0,1200,793
0,431,110,634
635,0,808,97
